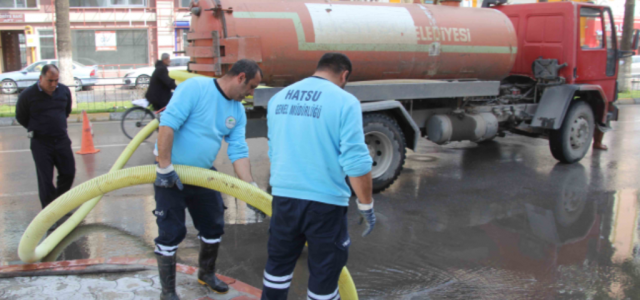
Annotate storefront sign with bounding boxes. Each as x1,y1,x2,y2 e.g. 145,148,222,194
95,31,117,51
0,13,25,23
25,34,38,47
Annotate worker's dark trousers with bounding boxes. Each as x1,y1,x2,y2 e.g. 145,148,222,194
153,175,226,256
30,136,76,209
261,196,349,300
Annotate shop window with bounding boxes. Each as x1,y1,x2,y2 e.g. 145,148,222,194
0,0,37,8
110,0,145,6
70,0,146,7
183,30,188,51
18,33,27,67
39,29,55,60
72,29,149,66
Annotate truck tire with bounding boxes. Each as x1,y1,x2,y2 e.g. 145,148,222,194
549,101,594,164
363,113,406,193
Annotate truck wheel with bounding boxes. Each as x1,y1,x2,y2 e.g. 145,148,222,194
549,101,594,164
363,113,406,193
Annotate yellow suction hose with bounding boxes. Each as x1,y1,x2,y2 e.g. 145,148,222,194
18,119,161,264
18,118,359,299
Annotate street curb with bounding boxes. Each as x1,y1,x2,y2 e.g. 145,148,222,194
616,98,640,105
0,112,126,127
0,257,262,299
0,117,16,126
67,112,112,123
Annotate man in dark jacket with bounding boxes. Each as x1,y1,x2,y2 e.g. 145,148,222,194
15,64,75,210
145,53,177,111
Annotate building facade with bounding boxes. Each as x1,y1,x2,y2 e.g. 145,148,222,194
0,0,191,77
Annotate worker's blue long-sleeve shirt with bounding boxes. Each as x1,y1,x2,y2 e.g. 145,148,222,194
159,77,249,169
268,77,372,206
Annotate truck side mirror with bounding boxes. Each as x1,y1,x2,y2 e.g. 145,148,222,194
632,29,640,50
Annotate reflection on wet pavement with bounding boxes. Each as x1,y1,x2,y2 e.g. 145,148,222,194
1,106,640,299
358,163,608,299
348,106,640,299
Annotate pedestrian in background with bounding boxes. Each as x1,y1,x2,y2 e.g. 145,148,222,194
146,53,177,111
15,64,76,211
153,59,262,300
261,53,376,300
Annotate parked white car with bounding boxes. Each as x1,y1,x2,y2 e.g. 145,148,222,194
123,57,190,88
0,60,99,94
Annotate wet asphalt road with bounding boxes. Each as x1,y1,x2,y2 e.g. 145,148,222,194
1,105,640,300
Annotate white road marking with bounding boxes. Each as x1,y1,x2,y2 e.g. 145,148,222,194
0,120,124,129
0,191,38,198
0,143,131,154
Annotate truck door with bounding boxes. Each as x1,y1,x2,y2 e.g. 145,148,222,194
576,6,617,102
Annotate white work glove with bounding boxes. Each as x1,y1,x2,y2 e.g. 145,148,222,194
357,198,376,237
247,182,266,218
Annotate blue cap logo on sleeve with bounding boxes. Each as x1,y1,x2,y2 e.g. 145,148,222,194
225,116,236,129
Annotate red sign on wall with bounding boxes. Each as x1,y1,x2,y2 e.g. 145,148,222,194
0,13,25,23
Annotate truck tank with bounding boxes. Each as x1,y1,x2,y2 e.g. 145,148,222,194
187,0,518,86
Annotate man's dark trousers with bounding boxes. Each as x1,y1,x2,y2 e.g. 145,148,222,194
262,196,350,300
30,135,75,208
153,183,226,248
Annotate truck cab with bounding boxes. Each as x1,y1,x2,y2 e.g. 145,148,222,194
496,2,618,125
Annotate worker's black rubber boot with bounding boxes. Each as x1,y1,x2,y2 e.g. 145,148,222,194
197,240,229,294
156,253,180,300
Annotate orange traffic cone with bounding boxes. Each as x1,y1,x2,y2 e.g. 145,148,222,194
76,110,100,155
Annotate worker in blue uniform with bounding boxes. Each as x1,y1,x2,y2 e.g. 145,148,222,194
153,59,262,300
262,53,376,300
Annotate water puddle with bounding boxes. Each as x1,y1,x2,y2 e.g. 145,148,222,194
355,163,640,299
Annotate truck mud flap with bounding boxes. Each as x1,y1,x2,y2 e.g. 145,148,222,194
531,85,580,130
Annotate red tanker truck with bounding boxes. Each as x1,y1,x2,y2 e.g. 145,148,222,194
184,0,638,192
